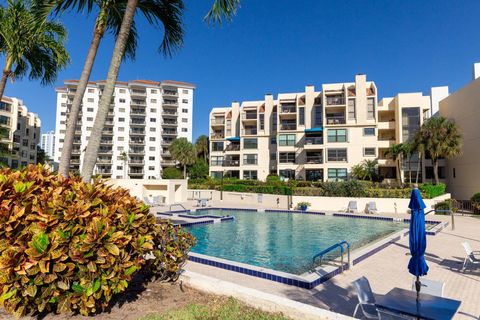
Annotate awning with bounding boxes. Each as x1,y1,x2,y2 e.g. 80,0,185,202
226,137,240,142
305,127,323,133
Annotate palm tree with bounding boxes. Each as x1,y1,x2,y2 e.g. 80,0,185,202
401,141,414,183
195,134,209,162
0,0,69,101
119,151,128,178
80,0,241,183
415,116,462,184
55,0,184,177
169,138,196,178
385,143,404,184
362,159,378,181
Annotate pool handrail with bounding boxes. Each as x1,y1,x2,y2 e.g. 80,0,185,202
169,203,187,212
313,240,351,272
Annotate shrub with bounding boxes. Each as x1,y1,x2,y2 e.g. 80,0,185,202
187,159,209,180
0,165,195,317
419,183,446,199
434,200,453,214
471,192,480,203
162,167,183,179
296,201,311,210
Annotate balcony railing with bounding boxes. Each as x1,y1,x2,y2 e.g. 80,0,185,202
211,118,225,125
210,161,224,166
280,123,297,130
243,159,258,165
97,158,112,164
129,149,145,154
98,149,113,154
305,137,323,145
242,129,258,135
130,109,146,115
100,139,113,145
225,144,240,151
102,129,114,135
162,121,177,126
326,117,346,125
162,111,177,116
129,160,145,165
306,156,323,164
379,136,396,141
129,170,144,175
162,140,173,145
131,90,146,96
241,113,257,120
129,139,145,145
163,90,178,96
163,100,178,106
162,130,177,135
130,129,145,135
223,160,240,167
280,106,296,114
211,133,225,140
130,120,146,125
326,96,345,105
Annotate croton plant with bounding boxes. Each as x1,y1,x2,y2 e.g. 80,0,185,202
0,165,195,317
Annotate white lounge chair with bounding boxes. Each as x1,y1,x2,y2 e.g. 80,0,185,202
462,242,480,271
410,278,444,297
366,202,378,214
347,201,358,213
352,277,379,319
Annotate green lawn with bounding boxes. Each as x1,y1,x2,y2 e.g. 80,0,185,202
138,297,289,320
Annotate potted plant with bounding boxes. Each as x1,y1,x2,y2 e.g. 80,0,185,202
297,201,311,212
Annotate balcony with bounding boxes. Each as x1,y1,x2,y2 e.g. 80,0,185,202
211,133,225,140
305,137,323,145
161,151,171,157
129,159,144,166
223,159,240,167
73,139,81,144
129,170,144,176
225,144,240,152
71,159,80,165
130,129,145,135
162,90,178,97
131,99,146,106
98,148,113,155
378,121,396,130
162,130,177,136
129,148,145,155
162,120,177,126
129,139,145,145
210,160,223,166
279,123,297,131
326,116,346,125
241,113,257,120
97,158,112,164
130,89,146,97
102,129,114,135
243,158,258,165
211,118,225,126
280,106,296,114
306,155,323,164
162,160,176,167
130,119,146,126
241,128,257,135
162,111,177,117
326,96,345,106
163,100,178,107
100,139,113,145
161,140,173,146
104,119,114,126
130,109,146,116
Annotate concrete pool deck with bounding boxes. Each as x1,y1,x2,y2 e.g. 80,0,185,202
156,202,480,319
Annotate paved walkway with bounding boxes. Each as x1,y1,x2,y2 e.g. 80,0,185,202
158,203,480,319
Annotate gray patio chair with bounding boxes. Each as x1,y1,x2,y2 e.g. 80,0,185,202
410,278,444,297
152,196,163,206
366,202,378,214
352,277,379,319
143,196,153,206
347,201,358,213
462,242,480,271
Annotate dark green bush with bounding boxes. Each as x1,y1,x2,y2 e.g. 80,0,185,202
0,165,195,317
187,159,209,179
162,167,183,179
419,183,446,199
471,192,480,203
434,200,453,214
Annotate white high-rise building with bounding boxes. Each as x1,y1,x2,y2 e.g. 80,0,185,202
54,79,195,179
40,131,55,159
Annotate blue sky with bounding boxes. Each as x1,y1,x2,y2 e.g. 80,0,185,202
3,0,480,140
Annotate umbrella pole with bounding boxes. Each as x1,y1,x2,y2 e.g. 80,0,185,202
415,276,421,301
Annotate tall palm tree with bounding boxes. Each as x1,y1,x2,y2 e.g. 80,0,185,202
119,151,128,178
169,137,196,178
80,0,241,183
385,143,404,184
55,0,184,177
362,159,378,181
195,134,209,162
401,141,414,183
0,0,69,101
415,116,462,184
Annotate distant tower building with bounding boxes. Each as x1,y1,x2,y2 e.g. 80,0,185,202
40,131,55,159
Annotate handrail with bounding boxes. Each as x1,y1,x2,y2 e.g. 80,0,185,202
424,209,454,230
313,240,350,272
169,203,187,212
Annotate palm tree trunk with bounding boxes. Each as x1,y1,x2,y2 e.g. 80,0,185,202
0,58,13,102
433,158,439,185
408,156,412,183
58,25,104,177
415,152,421,183
397,157,402,184
81,0,139,183
183,164,186,179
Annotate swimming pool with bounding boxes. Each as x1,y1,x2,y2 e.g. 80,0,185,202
185,209,407,275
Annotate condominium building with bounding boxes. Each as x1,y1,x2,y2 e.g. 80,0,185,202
0,97,41,168
209,74,445,182
54,79,195,179
40,130,55,159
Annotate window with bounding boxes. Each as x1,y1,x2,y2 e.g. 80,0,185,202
363,128,375,136
327,129,347,142
327,148,347,162
118,127,125,131
328,168,348,181
243,154,258,165
150,128,156,132
364,147,376,156
119,99,126,103
118,117,125,122
60,112,66,116
87,127,92,131
272,112,277,131
150,108,157,113
348,99,356,119
61,94,67,98
402,107,420,141
87,98,94,103
182,118,188,123
87,88,94,93
117,137,124,141
117,166,123,170
306,169,323,181
212,142,224,152
243,170,258,180
60,121,66,124
182,108,188,113
150,99,157,103
150,118,156,122
87,107,94,112
149,137,156,141
270,153,276,161
314,106,322,126
182,99,188,103
299,107,305,125
151,89,157,94
119,108,125,112
182,90,188,94
279,170,295,180
270,137,276,144
367,98,375,120
278,134,295,146
149,147,155,151
149,156,155,160
182,128,188,132
243,138,257,149
259,113,265,130
149,166,155,171
87,117,93,121
211,156,223,166
119,89,126,93
425,166,446,180
279,152,295,163
22,139,28,147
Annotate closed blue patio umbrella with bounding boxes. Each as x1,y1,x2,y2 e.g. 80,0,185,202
408,187,429,301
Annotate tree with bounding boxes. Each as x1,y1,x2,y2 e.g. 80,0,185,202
80,0,241,183
0,0,69,101
401,141,414,183
351,159,377,181
384,143,404,184
119,151,128,178
415,116,462,184
56,0,184,177
169,138,196,178
162,166,182,179
36,146,52,165
188,158,209,179
195,134,209,162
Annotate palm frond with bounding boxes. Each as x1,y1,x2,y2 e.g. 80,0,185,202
204,0,240,25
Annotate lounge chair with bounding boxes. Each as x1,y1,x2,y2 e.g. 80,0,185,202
346,201,358,213
462,242,480,271
366,202,378,214
143,196,153,206
410,278,444,297
352,277,379,319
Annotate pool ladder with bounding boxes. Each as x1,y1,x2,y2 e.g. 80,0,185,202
169,203,187,212
313,241,351,272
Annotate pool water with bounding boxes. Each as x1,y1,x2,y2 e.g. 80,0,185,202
186,210,407,275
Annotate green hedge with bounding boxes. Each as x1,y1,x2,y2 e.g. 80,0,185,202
222,184,293,195
419,183,446,199
434,200,453,214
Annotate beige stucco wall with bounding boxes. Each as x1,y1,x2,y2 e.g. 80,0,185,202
439,77,480,200
107,179,188,204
